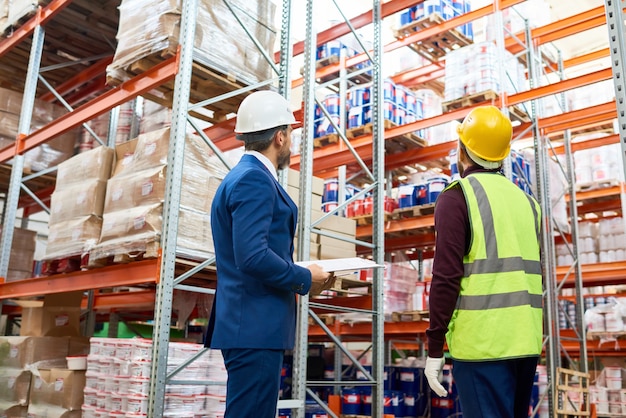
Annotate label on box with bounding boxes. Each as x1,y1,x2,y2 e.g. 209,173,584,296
34,376,43,389
112,188,123,201
122,154,133,167
9,345,17,358
134,216,146,230
77,191,87,205
72,227,81,241
141,181,153,196
7,376,15,389
55,314,69,326
145,142,157,156
54,378,64,392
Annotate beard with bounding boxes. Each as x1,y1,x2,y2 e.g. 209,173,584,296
277,147,291,170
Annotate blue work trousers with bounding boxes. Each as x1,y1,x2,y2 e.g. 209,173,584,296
452,356,539,418
222,348,284,418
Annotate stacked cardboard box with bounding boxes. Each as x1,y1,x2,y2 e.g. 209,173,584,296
107,0,277,86
0,335,89,418
0,227,36,282
44,146,114,261
288,169,358,261
89,128,224,263
0,86,76,172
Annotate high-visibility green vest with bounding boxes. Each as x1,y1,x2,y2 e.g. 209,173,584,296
445,173,543,361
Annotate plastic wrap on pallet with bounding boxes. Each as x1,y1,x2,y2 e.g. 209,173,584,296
44,215,102,260
140,99,171,134
56,146,114,188
107,0,277,85
49,179,108,224
0,368,31,409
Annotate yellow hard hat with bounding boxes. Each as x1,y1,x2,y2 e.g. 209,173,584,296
456,106,512,162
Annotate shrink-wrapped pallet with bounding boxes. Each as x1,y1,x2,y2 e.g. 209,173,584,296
107,0,277,85
43,147,114,261
90,127,225,262
0,86,77,172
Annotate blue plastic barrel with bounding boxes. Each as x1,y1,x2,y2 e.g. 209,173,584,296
383,100,395,122
383,79,395,101
383,390,395,414
393,391,405,417
426,176,448,203
398,184,416,208
361,386,372,415
305,400,329,418
323,94,341,116
341,388,362,415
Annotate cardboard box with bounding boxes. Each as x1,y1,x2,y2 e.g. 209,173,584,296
17,292,82,337
49,180,108,224
56,146,114,188
5,270,32,283
313,210,356,236
28,369,85,413
45,215,102,260
0,368,31,404
113,137,139,177
0,405,28,418
318,243,357,260
317,234,356,250
287,185,323,210
0,337,72,369
287,168,324,195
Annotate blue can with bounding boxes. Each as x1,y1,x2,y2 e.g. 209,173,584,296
341,388,362,415
383,79,396,101
424,0,441,15
361,386,372,415
398,184,416,208
348,86,370,107
393,391,405,418
440,0,455,20
383,390,395,414
348,105,372,129
322,94,341,116
383,100,395,122
305,400,329,418
464,0,474,39
394,106,406,126
323,179,339,203
427,177,448,203
400,9,413,26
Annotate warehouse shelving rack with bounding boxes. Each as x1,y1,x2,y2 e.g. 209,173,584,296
1,0,626,417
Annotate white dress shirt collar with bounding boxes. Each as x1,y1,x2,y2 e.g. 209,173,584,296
244,150,277,181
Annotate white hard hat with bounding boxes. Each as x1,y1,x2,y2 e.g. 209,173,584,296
234,90,299,134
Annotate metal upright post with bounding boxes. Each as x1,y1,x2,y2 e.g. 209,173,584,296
370,1,385,415
0,23,45,279
293,1,317,416
147,0,198,416
605,0,626,182
525,24,559,417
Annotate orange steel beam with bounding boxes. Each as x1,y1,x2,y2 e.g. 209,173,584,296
308,320,429,340
40,56,113,102
549,134,619,156
65,75,108,107
0,54,178,164
507,68,613,106
574,184,623,202
0,0,72,58
505,6,606,55
564,48,610,69
556,261,626,288
0,259,160,299
357,214,434,237
84,290,156,312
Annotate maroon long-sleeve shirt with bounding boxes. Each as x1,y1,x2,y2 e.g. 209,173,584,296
426,165,502,358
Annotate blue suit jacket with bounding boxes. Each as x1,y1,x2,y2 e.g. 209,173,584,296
205,154,312,350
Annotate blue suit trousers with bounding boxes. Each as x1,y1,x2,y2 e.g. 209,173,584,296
452,356,539,418
222,348,284,418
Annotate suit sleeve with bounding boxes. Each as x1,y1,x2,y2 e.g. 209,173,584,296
229,171,312,294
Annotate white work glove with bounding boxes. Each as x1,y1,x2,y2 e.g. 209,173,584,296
425,356,448,397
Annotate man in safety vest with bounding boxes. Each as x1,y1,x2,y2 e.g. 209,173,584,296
424,106,543,418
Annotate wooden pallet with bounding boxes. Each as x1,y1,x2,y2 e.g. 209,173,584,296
349,212,394,226
393,203,436,219
394,13,473,62
442,90,499,112
40,253,89,275
308,313,336,326
330,275,372,295
313,132,341,148
575,179,621,192
87,241,161,269
391,310,429,322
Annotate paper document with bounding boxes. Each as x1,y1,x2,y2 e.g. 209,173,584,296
296,257,384,275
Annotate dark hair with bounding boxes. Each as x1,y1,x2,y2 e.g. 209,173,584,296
238,125,288,152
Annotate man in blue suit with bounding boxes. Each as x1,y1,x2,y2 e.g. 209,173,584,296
205,90,333,418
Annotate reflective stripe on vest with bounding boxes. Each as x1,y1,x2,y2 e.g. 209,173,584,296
445,173,543,361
